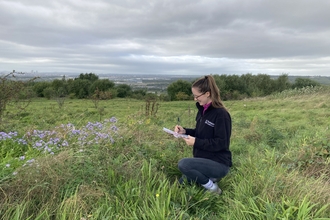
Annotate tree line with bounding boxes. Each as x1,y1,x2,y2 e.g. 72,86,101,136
167,74,321,100
0,73,320,102
31,73,134,99
1,72,322,103
31,73,323,101
0,72,324,125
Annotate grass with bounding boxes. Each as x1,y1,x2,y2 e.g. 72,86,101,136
1,86,330,219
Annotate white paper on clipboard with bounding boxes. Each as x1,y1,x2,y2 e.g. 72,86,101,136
163,127,188,138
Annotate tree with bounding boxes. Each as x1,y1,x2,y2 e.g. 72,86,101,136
43,87,56,100
77,73,99,82
89,79,115,94
225,75,242,92
52,79,67,93
116,84,132,98
131,89,147,100
32,81,52,97
254,74,275,96
293,78,320,89
175,92,190,100
69,79,92,98
274,74,291,92
167,80,192,101
240,74,257,96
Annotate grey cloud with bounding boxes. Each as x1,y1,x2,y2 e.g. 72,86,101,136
1,0,330,76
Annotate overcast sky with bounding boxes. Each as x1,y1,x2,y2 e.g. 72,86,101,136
1,0,330,76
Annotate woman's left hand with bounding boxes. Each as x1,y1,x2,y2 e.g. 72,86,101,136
183,135,195,146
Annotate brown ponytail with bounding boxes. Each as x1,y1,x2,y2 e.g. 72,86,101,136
192,75,226,109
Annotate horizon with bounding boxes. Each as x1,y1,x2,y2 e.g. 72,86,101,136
1,70,330,78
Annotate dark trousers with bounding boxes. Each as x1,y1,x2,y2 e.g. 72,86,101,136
178,157,230,185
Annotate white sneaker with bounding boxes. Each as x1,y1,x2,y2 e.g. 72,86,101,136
208,182,222,195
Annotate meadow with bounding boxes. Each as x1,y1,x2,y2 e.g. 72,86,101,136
1,86,330,219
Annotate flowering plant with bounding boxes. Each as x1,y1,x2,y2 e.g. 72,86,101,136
1,117,118,176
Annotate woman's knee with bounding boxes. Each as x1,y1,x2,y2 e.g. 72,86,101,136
178,158,190,172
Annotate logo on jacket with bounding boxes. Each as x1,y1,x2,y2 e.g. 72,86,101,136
205,120,215,127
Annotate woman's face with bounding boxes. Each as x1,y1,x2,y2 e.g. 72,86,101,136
192,87,211,106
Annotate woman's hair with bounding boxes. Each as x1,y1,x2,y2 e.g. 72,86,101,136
192,75,226,109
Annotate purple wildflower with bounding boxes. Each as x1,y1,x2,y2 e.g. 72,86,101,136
35,141,43,148
72,130,81,135
17,138,27,145
109,117,117,123
26,159,35,164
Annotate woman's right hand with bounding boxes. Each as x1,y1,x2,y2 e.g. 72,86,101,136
174,125,186,134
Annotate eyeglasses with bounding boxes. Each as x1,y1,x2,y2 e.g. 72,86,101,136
192,92,206,99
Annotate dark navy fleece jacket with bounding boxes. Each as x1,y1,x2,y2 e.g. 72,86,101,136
184,102,232,167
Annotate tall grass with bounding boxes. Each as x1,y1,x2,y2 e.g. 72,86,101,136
1,87,330,219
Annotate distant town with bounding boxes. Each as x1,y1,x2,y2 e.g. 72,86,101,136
2,71,199,93
2,71,330,93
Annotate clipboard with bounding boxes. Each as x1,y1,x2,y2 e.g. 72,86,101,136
163,127,188,138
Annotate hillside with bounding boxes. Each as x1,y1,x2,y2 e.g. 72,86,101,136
0,86,330,219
